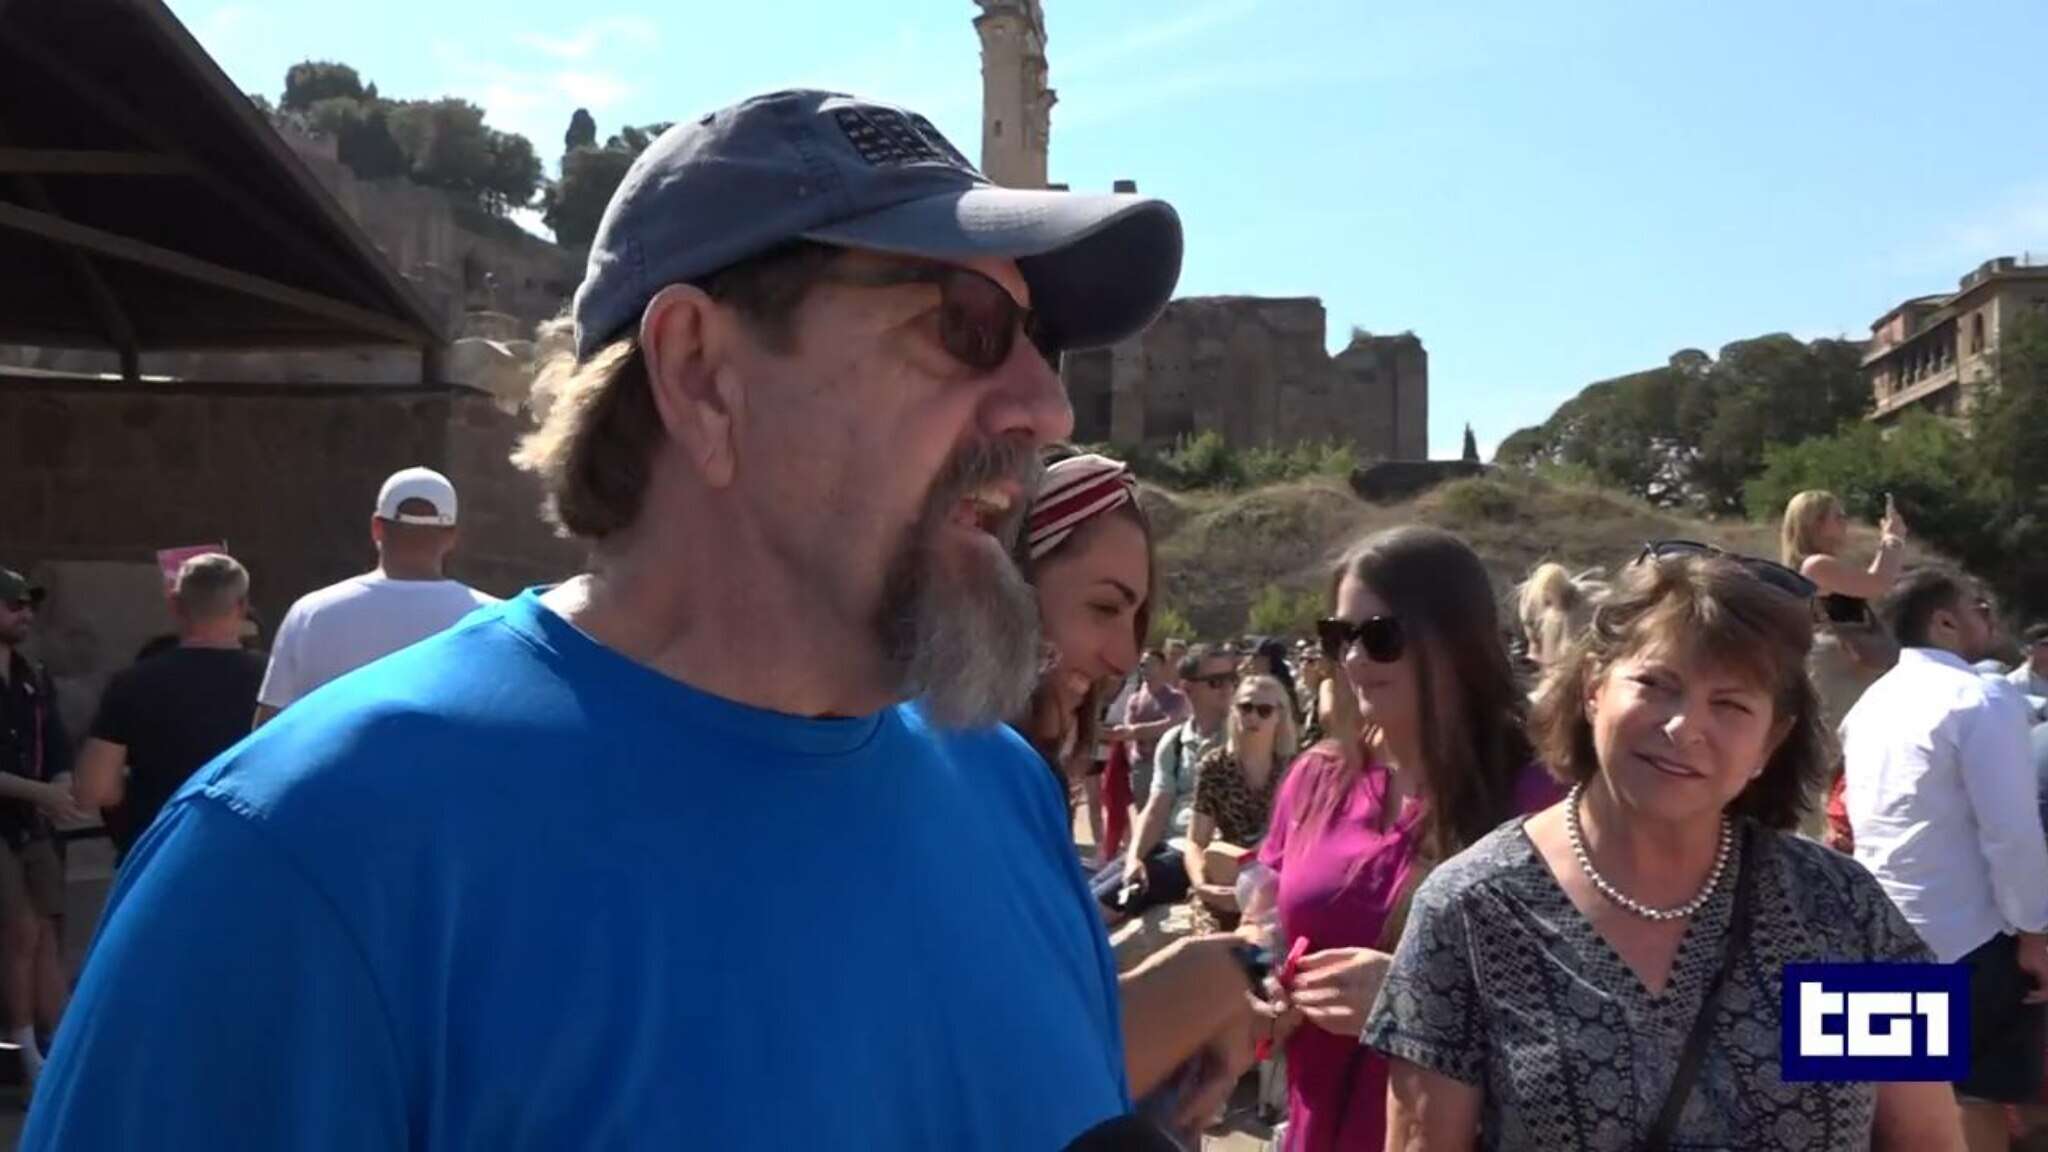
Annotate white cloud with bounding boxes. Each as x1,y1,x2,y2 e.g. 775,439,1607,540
517,17,660,61
1059,0,1266,79
1060,56,1373,129
193,4,278,55
554,71,632,109
433,37,642,168
1891,181,2048,280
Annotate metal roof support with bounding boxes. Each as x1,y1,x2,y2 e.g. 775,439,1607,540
0,201,430,345
0,149,193,176
0,36,395,314
0,114,141,378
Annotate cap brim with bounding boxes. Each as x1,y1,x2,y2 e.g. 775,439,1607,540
803,188,1182,352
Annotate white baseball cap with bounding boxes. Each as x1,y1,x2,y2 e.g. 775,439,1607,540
375,467,458,527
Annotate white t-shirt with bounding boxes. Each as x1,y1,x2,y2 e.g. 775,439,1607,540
258,573,499,709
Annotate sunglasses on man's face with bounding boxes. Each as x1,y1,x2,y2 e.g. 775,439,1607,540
1316,615,1406,664
830,262,1062,375
1636,539,1818,600
1236,701,1278,720
1190,672,1237,690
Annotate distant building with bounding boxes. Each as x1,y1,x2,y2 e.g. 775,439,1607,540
1062,297,1428,461
972,7,1427,460
1866,256,2048,422
974,0,1053,189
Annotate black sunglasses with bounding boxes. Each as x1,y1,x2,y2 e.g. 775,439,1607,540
830,263,1061,374
1636,540,1817,600
1190,672,1237,690
1236,701,1278,720
1316,615,1406,664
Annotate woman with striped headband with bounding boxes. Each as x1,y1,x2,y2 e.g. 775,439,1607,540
1013,452,1155,806
1013,451,1269,1140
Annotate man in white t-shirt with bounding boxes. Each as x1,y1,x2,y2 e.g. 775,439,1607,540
2007,622,2048,721
254,467,498,725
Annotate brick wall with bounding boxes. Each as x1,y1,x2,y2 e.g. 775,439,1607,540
2,375,582,685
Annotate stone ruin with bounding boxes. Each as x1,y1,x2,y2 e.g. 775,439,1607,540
976,3,1430,461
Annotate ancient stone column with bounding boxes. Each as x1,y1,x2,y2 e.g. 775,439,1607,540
974,0,1054,188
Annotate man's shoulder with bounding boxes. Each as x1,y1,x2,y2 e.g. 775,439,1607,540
914,711,1044,775
280,574,381,621
204,618,550,812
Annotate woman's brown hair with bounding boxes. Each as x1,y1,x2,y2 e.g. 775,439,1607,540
1013,448,1156,779
1529,553,1824,831
1295,525,1533,865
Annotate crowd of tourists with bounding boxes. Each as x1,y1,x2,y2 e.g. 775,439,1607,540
4,88,2048,1152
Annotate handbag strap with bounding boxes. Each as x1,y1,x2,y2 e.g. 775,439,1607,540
1642,822,1759,1152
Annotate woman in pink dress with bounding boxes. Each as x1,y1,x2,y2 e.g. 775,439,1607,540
1247,526,1560,1151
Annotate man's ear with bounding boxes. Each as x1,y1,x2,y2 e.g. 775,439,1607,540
640,284,744,488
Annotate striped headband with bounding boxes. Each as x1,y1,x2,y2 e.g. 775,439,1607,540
1028,454,1137,561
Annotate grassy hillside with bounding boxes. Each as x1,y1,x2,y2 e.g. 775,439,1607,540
1144,471,1900,639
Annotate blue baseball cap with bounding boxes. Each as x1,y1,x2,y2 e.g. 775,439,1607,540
571,89,1183,361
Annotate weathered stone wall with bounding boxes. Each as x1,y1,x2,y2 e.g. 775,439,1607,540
278,126,583,332
443,389,587,596
1064,297,1430,461
2,375,581,688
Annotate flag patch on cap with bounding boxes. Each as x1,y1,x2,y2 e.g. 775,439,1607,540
832,107,972,171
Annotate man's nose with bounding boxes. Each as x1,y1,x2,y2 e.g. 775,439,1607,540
978,341,1073,448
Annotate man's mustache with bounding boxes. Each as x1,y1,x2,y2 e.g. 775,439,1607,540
924,437,1043,549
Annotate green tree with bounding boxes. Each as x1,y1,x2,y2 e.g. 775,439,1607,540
1247,585,1322,640
542,123,674,246
1501,335,1872,514
565,108,597,152
607,122,673,153
1461,424,1479,464
1149,605,1197,646
544,144,636,247
305,97,407,181
282,61,367,113
483,129,542,214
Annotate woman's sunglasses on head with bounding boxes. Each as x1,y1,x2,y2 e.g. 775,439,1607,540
827,262,1062,375
1315,615,1406,664
1636,539,1818,600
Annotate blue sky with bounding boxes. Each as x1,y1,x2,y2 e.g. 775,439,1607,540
172,0,2048,459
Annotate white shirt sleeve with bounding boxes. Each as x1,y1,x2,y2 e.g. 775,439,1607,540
257,603,308,710
1955,685,2048,935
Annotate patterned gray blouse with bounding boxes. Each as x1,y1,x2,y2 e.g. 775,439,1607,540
1363,819,1931,1151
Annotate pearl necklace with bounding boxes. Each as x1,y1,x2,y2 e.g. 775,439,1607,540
1565,783,1731,922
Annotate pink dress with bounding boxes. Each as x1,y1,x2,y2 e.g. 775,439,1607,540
1259,745,1561,1152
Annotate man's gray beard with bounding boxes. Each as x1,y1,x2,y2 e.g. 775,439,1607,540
877,443,1044,730
883,531,1041,729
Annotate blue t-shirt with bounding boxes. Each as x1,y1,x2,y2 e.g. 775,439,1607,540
28,591,1127,1150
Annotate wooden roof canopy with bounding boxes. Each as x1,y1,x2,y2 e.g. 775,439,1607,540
0,0,443,379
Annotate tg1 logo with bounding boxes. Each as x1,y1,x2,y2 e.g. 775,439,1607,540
1781,963,1970,1082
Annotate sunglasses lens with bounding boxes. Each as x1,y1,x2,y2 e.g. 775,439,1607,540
937,272,1026,373
1314,618,1347,662
1361,617,1405,663
1026,315,1063,373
